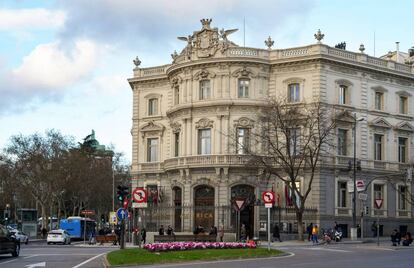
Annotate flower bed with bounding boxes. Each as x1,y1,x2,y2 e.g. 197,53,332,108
143,241,256,251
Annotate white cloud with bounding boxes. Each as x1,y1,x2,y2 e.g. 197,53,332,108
0,8,66,31
88,74,128,95
12,40,99,89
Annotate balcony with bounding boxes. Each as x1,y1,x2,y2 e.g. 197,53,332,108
163,154,253,171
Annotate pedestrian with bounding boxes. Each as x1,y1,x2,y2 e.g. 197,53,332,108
307,223,313,241
240,224,247,241
219,225,224,242
41,227,47,239
334,221,339,231
272,224,282,242
371,221,377,237
209,226,217,236
167,225,173,236
402,232,412,246
141,227,147,244
159,225,165,235
312,224,319,244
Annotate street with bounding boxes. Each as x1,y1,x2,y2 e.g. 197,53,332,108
0,241,113,268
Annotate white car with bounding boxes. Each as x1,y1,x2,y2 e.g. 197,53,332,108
10,230,29,244
47,230,71,245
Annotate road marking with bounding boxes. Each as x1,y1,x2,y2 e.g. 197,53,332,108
300,247,351,252
72,253,105,268
0,258,19,265
24,255,39,259
25,261,46,268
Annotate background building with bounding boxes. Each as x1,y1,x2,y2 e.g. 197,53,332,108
128,19,414,240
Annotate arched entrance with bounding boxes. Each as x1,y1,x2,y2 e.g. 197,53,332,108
173,186,182,232
231,184,255,239
194,185,215,231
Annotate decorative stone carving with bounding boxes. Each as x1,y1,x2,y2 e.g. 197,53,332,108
234,117,255,128
359,44,365,53
232,66,255,78
264,36,274,49
314,29,324,43
140,121,165,138
171,50,178,62
170,76,182,88
330,66,358,75
195,118,214,129
394,121,414,132
370,74,388,81
395,79,412,87
170,121,182,133
133,56,141,68
193,69,216,80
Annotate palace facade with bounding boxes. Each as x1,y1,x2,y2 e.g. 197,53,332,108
128,19,414,239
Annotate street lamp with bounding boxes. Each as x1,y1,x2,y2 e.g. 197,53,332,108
352,114,364,237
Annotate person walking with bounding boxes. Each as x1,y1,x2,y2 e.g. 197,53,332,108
307,223,313,241
312,224,319,244
141,227,147,244
240,224,247,241
371,221,377,237
219,225,224,242
272,224,282,242
167,225,173,236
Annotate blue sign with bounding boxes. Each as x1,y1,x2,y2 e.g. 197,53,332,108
116,208,128,220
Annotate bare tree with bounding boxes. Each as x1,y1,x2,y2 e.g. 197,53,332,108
246,98,336,241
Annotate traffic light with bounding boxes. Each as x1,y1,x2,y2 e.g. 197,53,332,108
364,206,369,215
116,185,129,204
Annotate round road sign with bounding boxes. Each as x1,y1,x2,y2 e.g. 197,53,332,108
262,191,275,204
132,187,147,203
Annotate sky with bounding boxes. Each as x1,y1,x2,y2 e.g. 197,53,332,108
0,0,413,163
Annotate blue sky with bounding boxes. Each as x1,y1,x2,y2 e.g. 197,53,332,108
0,0,412,162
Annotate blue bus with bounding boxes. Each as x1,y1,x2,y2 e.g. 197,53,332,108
59,217,96,240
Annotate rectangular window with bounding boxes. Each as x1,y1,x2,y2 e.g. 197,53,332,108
398,137,407,163
199,80,211,100
147,138,158,162
399,96,408,114
338,85,347,104
398,185,407,210
337,129,348,156
174,87,180,105
288,128,300,156
337,181,347,207
148,98,158,116
174,133,180,157
375,92,383,110
238,79,249,98
373,184,384,200
288,83,300,103
198,129,211,155
236,128,250,154
374,134,383,161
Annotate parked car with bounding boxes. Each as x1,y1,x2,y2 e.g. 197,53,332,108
10,230,29,244
0,224,20,257
47,229,71,245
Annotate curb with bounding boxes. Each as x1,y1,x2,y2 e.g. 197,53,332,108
102,254,111,268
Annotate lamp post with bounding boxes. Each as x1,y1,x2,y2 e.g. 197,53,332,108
352,113,364,239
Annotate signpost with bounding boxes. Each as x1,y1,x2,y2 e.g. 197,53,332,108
375,199,383,246
232,198,245,241
262,191,274,251
132,188,147,203
116,208,129,220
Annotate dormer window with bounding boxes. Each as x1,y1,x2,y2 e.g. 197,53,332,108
199,80,211,100
288,83,300,103
399,96,408,114
148,98,158,116
238,78,249,98
338,85,348,105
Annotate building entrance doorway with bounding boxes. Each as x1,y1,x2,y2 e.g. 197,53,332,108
194,185,215,232
231,185,255,239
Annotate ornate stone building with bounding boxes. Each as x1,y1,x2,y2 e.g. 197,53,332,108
128,19,414,239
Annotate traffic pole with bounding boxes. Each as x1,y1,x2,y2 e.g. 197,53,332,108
267,207,271,251
377,212,380,246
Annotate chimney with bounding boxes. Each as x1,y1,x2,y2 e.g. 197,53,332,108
396,42,400,63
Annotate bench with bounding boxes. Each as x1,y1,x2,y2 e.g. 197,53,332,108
96,235,118,244
154,234,217,243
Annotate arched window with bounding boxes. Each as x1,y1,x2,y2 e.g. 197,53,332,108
194,185,215,230
288,83,300,102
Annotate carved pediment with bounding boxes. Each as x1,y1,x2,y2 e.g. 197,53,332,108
193,69,216,80
140,121,165,133
369,117,392,129
170,76,183,88
232,66,255,78
335,110,356,123
394,121,414,132
195,118,214,129
234,117,255,128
